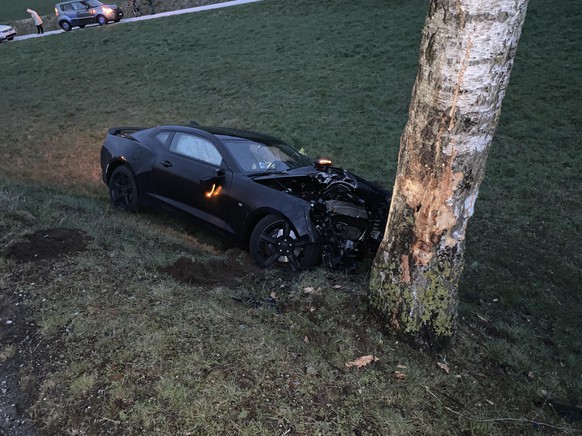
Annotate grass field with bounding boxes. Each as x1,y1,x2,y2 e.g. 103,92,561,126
1,0,56,21
0,0,581,433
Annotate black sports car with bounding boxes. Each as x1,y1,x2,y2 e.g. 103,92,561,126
100,122,390,269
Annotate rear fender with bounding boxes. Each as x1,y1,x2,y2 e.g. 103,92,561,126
104,157,130,185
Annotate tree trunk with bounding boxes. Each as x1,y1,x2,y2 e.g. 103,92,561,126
370,0,528,349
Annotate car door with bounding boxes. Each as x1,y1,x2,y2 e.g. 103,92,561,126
72,1,93,24
58,2,78,23
151,131,232,230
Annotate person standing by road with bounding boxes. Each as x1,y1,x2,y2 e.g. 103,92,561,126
26,8,44,34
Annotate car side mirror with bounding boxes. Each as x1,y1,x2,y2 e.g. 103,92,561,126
201,169,226,195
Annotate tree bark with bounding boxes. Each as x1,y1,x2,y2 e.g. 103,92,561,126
370,0,528,349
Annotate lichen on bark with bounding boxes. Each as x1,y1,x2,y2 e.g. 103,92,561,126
370,224,463,349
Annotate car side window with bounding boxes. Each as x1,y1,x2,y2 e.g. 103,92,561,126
155,131,171,146
170,133,222,166
60,3,74,11
72,2,87,10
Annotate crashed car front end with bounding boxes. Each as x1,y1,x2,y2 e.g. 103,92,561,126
253,165,390,270
310,169,389,269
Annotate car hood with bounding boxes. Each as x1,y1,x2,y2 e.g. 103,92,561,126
251,166,390,209
0,25,14,31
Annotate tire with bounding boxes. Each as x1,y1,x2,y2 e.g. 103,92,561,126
97,15,108,25
113,17,121,22
59,21,72,32
250,214,319,269
79,24,86,28
109,166,139,212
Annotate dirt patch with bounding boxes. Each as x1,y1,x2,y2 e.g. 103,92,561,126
4,228,89,263
0,228,88,435
159,250,263,289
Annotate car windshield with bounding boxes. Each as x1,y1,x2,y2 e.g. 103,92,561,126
85,0,103,7
223,139,312,174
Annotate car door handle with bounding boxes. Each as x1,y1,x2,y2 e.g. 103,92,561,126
160,160,173,167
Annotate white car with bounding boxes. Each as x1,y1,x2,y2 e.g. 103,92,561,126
0,24,16,42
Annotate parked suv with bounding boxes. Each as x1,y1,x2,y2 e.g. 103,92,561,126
55,0,123,31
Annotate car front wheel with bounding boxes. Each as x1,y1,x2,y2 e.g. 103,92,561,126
97,15,108,25
250,214,319,269
59,21,72,31
109,166,139,212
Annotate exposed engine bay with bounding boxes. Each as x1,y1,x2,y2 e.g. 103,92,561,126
255,167,390,270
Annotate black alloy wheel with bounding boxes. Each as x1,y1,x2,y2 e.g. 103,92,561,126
109,166,138,212
250,214,319,269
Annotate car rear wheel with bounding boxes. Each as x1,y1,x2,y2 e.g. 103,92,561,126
109,166,139,212
250,214,319,269
97,15,108,25
59,21,72,31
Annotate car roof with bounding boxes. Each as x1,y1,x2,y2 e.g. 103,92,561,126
184,123,283,144
56,0,100,4
130,124,283,147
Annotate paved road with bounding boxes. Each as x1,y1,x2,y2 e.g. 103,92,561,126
13,0,262,41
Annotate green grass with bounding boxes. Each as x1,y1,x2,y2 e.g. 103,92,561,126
0,0,581,433
1,0,419,189
1,0,56,21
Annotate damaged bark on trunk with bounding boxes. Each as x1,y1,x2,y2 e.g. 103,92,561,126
370,0,528,349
